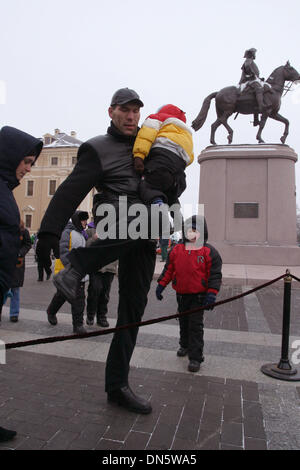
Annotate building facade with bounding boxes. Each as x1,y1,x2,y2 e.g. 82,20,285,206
13,129,95,234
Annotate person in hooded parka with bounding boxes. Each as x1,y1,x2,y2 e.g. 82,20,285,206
0,125,43,442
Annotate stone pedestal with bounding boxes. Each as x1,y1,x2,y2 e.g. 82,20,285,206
198,144,300,266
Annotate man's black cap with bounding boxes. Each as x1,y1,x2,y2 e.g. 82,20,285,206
110,88,144,107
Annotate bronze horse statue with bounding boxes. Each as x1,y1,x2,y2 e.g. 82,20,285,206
192,62,300,145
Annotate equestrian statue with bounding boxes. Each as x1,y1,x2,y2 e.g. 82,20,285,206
192,49,300,145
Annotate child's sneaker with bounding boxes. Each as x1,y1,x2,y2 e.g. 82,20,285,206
188,360,201,372
177,347,188,357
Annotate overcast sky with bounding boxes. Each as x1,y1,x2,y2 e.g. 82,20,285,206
2,0,300,211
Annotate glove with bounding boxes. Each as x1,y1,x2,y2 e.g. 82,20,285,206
156,284,165,301
16,257,24,268
134,157,144,174
36,233,60,259
203,293,216,310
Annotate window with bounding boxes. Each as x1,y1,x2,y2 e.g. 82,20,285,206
25,215,32,229
44,136,52,145
72,156,77,165
49,180,56,196
26,180,34,196
51,157,58,166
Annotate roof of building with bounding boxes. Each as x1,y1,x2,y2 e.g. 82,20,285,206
43,130,82,148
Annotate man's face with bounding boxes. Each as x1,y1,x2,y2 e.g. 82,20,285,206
16,155,35,181
108,102,141,136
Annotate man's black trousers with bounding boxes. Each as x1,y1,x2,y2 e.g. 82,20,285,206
69,238,156,392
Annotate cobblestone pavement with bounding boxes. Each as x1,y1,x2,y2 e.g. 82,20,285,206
0,257,299,451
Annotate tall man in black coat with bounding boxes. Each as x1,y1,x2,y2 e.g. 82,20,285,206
0,125,43,442
37,88,157,414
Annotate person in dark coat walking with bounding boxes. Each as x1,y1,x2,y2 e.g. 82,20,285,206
0,125,42,442
4,220,31,322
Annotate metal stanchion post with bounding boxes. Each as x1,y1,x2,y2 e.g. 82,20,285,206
261,270,300,381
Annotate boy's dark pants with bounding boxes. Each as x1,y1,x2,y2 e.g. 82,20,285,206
176,293,205,362
139,148,186,205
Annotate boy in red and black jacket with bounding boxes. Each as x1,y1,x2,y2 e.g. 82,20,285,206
156,215,222,372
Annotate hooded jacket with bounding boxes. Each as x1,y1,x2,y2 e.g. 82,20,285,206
0,126,42,294
158,215,222,295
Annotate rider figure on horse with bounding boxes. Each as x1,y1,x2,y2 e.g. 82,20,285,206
239,48,265,113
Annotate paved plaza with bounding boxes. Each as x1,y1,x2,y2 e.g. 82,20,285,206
0,251,299,451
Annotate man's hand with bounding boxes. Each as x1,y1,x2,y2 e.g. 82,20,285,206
156,284,165,301
36,233,60,258
134,157,144,174
203,293,216,310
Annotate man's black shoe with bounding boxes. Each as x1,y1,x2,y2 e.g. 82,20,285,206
107,386,152,414
0,426,17,442
53,265,82,303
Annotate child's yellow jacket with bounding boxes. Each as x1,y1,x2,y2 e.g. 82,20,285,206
133,104,194,166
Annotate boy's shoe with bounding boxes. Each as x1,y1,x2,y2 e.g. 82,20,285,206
47,308,57,326
97,317,109,328
0,426,17,442
73,325,87,335
53,265,82,303
86,316,94,326
10,316,18,323
188,360,201,373
177,347,188,357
